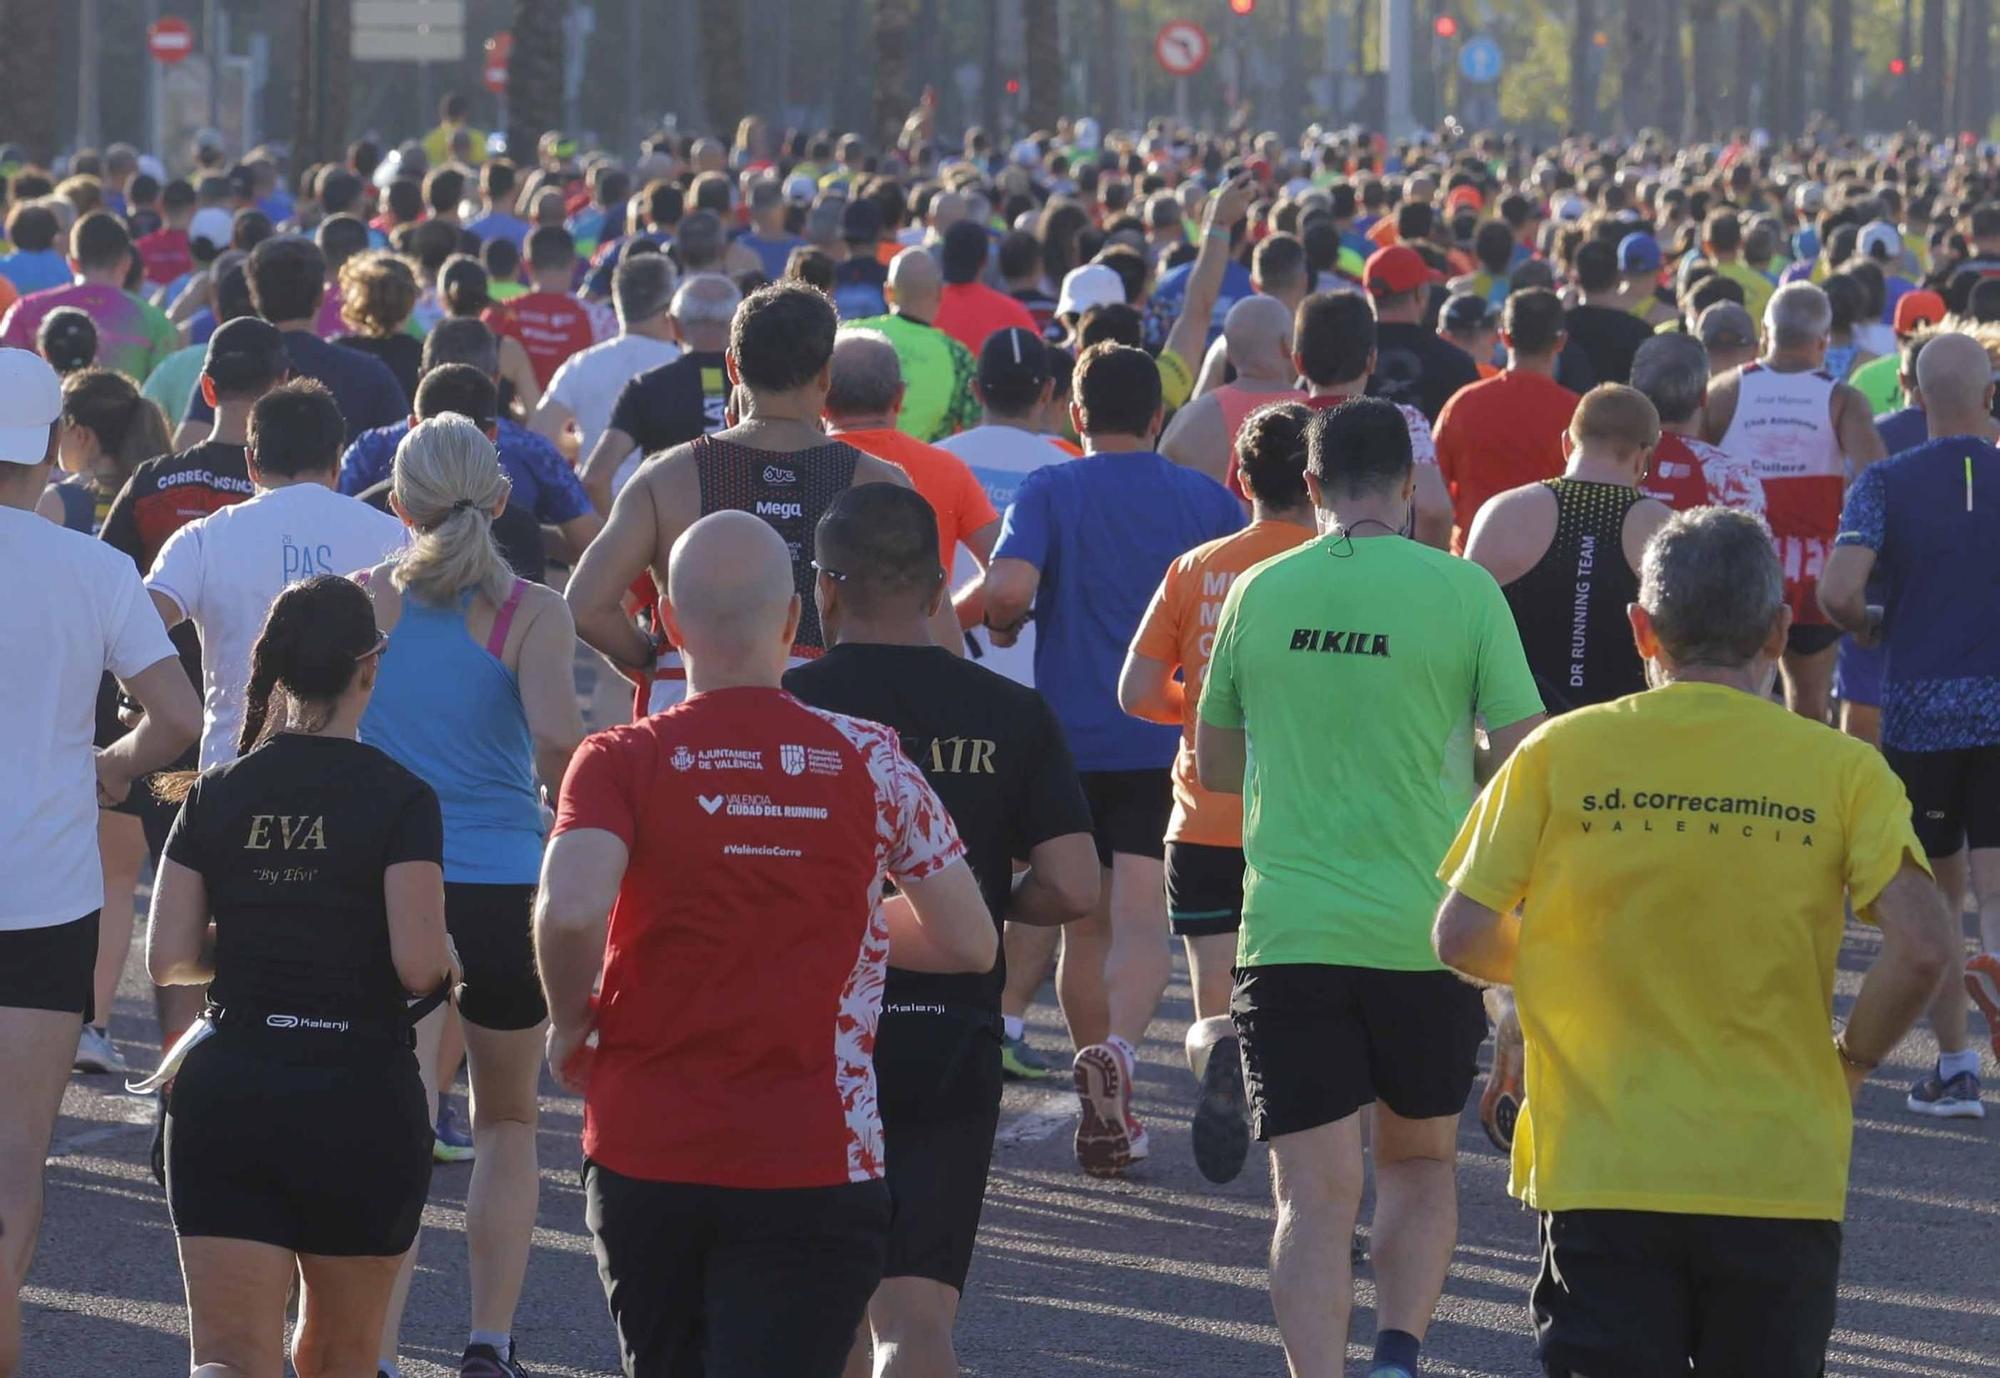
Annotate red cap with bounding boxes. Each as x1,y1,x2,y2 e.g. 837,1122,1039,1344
1893,288,1947,335
1364,245,1439,297
1444,185,1485,214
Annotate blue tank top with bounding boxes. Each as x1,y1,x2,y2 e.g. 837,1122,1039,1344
360,581,545,884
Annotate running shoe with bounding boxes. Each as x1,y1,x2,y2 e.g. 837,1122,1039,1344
434,1100,476,1163
73,1025,128,1075
460,1341,525,1377
1906,1064,1986,1119
1072,1042,1144,1177
1966,952,2000,1062
1189,1031,1249,1185
1001,1032,1056,1080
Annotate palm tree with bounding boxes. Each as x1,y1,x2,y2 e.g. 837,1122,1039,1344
1621,0,1666,133
1687,0,1723,138
873,0,916,152
294,0,354,168
1776,0,1805,134
1570,0,1600,131
1918,0,1948,131
1023,0,1061,133
1826,0,1853,128
0,0,60,162
507,0,566,159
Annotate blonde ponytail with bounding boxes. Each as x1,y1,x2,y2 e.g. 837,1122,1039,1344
389,415,516,608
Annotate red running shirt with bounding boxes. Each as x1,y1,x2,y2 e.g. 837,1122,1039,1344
485,292,598,388
554,687,966,1188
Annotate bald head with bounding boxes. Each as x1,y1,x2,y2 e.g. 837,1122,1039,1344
887,247,943,317
1914,332,1997,421
666,511,800,680
827,330,905,420
1223,295,1296,383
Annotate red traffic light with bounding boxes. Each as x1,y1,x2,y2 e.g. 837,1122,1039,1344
1888,56,1908,75
1004,77,1021,95
1433,14,1459,38
1228,0,1255,14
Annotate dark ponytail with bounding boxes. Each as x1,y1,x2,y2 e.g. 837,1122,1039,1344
155,575,382,802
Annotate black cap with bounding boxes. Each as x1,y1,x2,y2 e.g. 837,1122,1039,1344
203,317,288,391
977,327,1050,394
1441,293,1498,333
36,307,99,374
227,162,257,200
840,197,882,244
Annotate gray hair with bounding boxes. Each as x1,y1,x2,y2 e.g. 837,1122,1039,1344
422,317,499,378
1639,508,1783,668
390,415,515,608
613,252,677,327
1629,334,1710,426
826,330,903,418
670,272,742,330
1765,281,1833,352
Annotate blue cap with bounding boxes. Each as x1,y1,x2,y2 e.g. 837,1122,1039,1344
1617,232,1662,275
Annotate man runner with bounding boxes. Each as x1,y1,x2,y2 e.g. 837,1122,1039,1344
1628,334,1768,517
1159,295,1305,489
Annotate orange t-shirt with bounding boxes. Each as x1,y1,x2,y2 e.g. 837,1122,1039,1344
830,426,1001,558
1049,436,1084,457
1130,520,1316,847
1432,369,1581,550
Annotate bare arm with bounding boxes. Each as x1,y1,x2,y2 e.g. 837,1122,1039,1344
880,858,1001,973
1191,333,1232,400
146,859,214,986
1481,712,1546,778
1162,176,1256,374
1195,719,1246,794
579,427,640,517
567,463,675,673
529,395,576,445
1619,496,1674,573
1700,370,1740,446
1005,833,1101,928
1840,864,1954,1090
385,859,452,995
535,827,630,1091
499,337,542,414
950,517,1003,629
1412,464,1453,549
979,556,1041,643
515,594,589,791
1117,649,1185,726
1833,382,1888,472
547,511,606,566
1158,394,1232,487
97,655,202,805
1432,890,1518,986
1818,543,1881,644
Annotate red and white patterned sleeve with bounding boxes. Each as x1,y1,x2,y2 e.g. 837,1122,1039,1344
872,727,967,886
1402,405,1438,467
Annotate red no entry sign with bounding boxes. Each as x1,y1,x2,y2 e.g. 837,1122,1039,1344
483,31,512,94
148,16,195,66
1155,20,1211,78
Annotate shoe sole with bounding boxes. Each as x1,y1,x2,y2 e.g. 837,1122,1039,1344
1072,1046,1136,1177
1965,961,2000,1062
1905,1093,1986,1120
1190,1034,1250,1184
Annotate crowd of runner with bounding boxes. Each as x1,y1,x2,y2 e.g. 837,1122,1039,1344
3,101,2000,1378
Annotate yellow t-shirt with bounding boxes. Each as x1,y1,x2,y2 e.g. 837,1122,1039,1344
1439,681,1926,1222
1716,260,1775,324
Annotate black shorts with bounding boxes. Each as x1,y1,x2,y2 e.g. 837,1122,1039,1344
1535,1209,1840,1377
1786,622,1843,656
0,913,98,1022
1165,842,1244,937
585,1160,889,1378
1231,963,1486,1139
166,1030,432,1256
105,776,179,858
1883,743,2000,858
446,882,546,1030
1079,768,1172,867
875,1006,1003,1292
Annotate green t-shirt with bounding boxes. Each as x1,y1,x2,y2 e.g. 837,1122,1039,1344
1199,533,1545,971
842,313,979,443
1849,351,1903,417
141,342,207,427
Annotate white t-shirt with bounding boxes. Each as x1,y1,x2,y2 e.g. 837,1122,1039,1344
543,333,681,457
147,483,407,769
935,424,1075,686
0,506,177,930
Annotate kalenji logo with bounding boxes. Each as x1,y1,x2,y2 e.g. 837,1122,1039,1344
670,745,695,772
698,794,725,814
762,466,797,486
265,1014,299,1029
755,499,804,520
780,744,806,776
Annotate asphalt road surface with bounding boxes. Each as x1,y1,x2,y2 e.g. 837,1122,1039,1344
24,913,2000,1377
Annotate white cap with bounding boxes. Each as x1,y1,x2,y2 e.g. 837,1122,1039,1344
1858,220,1902,260
136,154,168,184
782,173,817,205
1792,180,1825,212
1553,195,1587,222
1057,263,1124,318
189,207,234,252
0,348,63,465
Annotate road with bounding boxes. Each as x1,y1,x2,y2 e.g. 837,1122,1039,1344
23,915,2000,1377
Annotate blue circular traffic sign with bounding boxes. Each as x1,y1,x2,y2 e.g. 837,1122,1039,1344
1459,34,1504,84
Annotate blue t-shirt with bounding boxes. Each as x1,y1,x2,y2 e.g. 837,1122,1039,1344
992,449,1244,771
465,211,532,251
738,231,807,281
0,250,72,296
1147,258,1253,351
338,416,591,527
1876,406,1928,459
185,328,407,441
1835,436,2000,751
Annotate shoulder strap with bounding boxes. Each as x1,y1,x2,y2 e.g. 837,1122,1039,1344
485,579,529,658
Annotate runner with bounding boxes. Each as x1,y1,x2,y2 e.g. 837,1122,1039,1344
1850,289,1947,417
0,211,177,384
1628,334,1769,517
486,226,597,390
1159,295,1305,489
1703,211,1776,324
1437,293,1501,378
934,220,1036,356
1695,301,1760,377
0,347,198,1377
737,175,807,282
530,254,681,461
357,417,585,1378
980,341,1244,1176
537,510,993,1378
785,483,1097,1378
1703,281,1886,722
465,162,529,252
844,249,980,443
1364,244,1479,421
566,281,924,715
146,379,409,771
1564,240,1657,386
1120,400,1318,1184
1464,384,1672,713
1436,507,1953,1378
1821,332,2000,1119
579,273,740,512
147,574,450,1378
1196,396,1544,1378
1434,287,1582,550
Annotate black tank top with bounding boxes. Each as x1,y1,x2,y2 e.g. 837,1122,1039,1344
1501,479,1647,714
692,436,860,654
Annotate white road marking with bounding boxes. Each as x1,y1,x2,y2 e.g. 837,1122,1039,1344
994,1092,1075,1146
